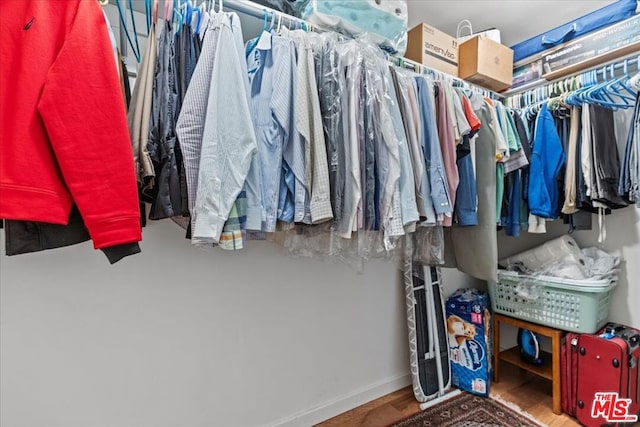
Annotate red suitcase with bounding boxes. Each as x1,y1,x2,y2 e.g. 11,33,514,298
575,323,640,427
562,332,580,416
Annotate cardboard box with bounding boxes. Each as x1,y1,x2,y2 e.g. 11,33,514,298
446,288,492,396
459,35,513,92
405,23,458,76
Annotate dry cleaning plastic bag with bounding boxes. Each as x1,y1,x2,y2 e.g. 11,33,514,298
294,0,408,55
248,0,301,17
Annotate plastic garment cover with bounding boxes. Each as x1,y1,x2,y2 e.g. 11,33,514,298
265,35,410,269
276,36,380,267
500,236,621,282
279,28,334,225
263,34,446,271
578,247,621,281
335,39,365,239
308,32,346,228
409,227,445,270
499,235,583,273
362,37,405,251
295,0,408,55
249,0,301,17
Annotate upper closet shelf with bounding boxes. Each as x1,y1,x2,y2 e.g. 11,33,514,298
223,0,504,99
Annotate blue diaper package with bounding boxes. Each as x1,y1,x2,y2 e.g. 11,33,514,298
446,288,492,396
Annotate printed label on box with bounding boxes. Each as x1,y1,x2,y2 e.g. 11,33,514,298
424,40,458,66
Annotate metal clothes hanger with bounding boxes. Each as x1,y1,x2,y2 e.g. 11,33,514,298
115,0,141,62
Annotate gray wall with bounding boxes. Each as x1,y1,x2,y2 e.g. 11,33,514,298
0,221,423,427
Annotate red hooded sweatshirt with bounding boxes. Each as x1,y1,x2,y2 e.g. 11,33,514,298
0,0,142,250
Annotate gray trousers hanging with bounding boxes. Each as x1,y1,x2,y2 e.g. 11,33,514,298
443,101,498,283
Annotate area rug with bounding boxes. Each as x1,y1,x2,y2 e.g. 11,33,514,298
392,392,545,427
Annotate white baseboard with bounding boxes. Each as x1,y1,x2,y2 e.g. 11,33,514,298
267,373,412,427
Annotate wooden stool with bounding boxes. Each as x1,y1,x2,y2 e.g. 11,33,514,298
493,313,564,415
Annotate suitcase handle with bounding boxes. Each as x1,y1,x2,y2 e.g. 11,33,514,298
604,323,626,335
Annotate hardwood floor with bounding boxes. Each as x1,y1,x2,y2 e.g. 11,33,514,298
315,363,582,427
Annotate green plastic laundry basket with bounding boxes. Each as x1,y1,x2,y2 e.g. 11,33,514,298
489,271,617,333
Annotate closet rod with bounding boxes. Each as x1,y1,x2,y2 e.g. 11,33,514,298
386,55,504,100
224,0,305,29
223,0,503,99
505,51,640,99
505,52,640,109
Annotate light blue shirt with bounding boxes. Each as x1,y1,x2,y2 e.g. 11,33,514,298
277,35,306,224
246,34,298,232
191,13,257,243
410,78,437,226
415,77,452,216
